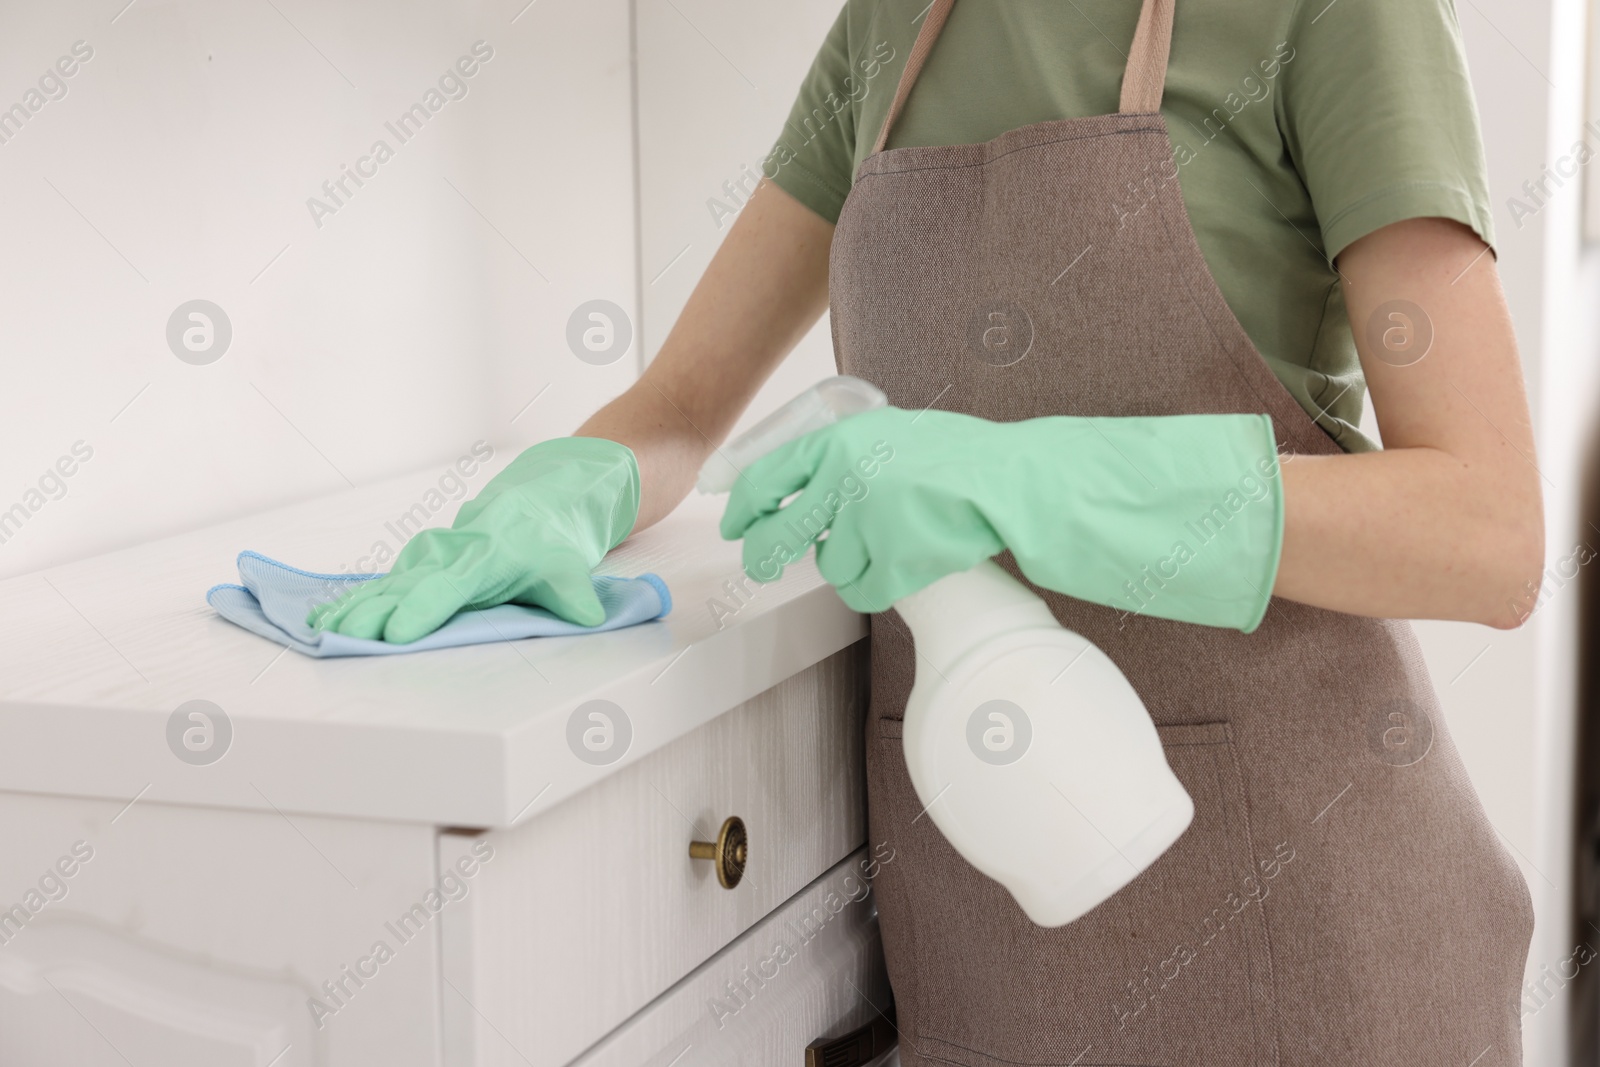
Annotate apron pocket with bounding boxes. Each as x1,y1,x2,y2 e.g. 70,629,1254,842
870,718,1280,1067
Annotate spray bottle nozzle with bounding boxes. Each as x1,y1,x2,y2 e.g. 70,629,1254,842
695,375,888,495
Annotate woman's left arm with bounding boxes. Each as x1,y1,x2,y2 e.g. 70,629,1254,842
1273,216,1544,629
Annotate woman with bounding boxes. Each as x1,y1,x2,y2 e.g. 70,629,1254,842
315,0,1542,1060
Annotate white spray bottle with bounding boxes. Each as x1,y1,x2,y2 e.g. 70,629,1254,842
699,377,1193,927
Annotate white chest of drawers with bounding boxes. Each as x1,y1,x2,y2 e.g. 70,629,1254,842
0,465,895,1067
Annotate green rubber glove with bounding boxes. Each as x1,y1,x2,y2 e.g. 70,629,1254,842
719,408,1284,633
308,437,640,643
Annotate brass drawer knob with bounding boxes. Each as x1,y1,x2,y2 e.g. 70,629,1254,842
689,815,747,889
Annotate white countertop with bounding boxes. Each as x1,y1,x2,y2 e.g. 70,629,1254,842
0,460,865,828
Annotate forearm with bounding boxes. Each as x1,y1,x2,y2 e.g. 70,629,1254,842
1262,218,1547,631
1275,445,1544,629
577,178,833,531
573,388,711,534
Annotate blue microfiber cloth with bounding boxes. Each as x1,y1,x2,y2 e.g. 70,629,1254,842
207,550,671,657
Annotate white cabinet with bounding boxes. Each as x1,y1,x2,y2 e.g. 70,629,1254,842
440,652,867,1067
0,792,441,1066
0,468,885,1066
566,849,897,1067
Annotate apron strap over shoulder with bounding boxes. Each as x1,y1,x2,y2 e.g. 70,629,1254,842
871,0,1177,154
870,0,956,155
1117,0,1177,114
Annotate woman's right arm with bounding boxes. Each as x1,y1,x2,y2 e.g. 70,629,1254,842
576,177,835,532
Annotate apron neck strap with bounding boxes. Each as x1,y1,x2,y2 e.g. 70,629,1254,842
870,0,1176,155
1118,0,1177,114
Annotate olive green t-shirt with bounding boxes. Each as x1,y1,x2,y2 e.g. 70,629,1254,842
764,0,1494,452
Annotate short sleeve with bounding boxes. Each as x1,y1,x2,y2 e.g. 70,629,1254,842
764,4,864,224
1279,0,1495,263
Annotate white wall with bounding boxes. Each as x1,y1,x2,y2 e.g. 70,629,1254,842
0,0,635,581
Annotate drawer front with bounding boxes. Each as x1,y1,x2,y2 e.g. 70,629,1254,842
570,848,895,1067
0,791,442,1067
441,645,869,1067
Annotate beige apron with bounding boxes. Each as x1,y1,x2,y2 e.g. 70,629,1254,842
830,0,1535,1062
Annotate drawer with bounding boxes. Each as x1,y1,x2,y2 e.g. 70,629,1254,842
440,645,869,1067
569,847,896,1067
0,791,442,1067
